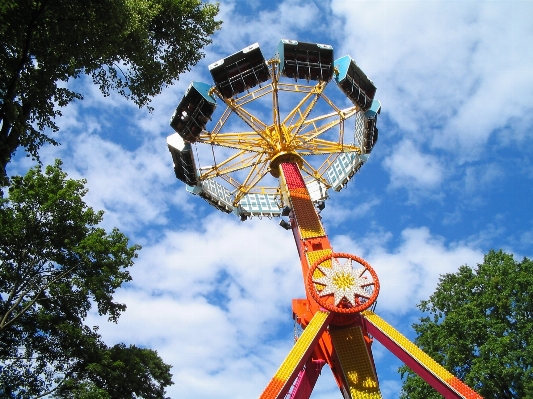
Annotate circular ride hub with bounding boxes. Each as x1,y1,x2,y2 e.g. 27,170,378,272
167,40,482,399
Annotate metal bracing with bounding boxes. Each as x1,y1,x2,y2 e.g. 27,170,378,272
193,60,367,201
198,150,265,181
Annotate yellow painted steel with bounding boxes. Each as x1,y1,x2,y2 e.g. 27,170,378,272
306,249,332,280
289,192,325,239
306,249,332,265
198,132,270,152
198,150,266,180
217,94,269,134
272,310,331,382
281,81,326,127
193,59,363,203
330,326,382,399
361,310,455,382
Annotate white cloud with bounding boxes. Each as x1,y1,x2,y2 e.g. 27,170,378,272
210,0,325,61
383,139,444,192
463,162,503,193
336,226,483,313
87,213,305,398
331,0,533,158
51,131,189,232
325,197,381,228
442,208,462,226
9,75,204,233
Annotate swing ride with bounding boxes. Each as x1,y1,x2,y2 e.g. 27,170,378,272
167,39,482,399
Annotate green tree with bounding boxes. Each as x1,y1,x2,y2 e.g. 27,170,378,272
400,250,533,399
0,160,172,398
0,0,221,181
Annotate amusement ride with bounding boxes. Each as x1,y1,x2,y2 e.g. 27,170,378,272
166,40,482,399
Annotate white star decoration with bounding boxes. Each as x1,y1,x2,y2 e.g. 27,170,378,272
313,258,372,307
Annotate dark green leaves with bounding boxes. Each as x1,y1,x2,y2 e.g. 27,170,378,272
400,250,533,399
0,0,221,179
0,161,172,398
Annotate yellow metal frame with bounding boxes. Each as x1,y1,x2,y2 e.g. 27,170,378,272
195,59,364,205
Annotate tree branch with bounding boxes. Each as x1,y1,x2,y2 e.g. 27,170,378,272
0,262,79,330
0,0,49,176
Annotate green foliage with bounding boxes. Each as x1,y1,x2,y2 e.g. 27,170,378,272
400,250,533,399
84,344,173,399
0,0,221,179
0,161,172,398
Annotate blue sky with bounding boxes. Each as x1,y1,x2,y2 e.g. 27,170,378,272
8,0,533,398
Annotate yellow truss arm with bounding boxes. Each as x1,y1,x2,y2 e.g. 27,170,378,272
211,89,271,142
198,132,271,153
299,158,333,188
231,157,271,204
208,106,233,137
282,81,327,127
199,150,264,180
259,311,333,399
296,139,361,155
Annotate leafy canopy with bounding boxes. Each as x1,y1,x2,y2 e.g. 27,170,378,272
400,250,533,399
0,0,221,179
0,160,172,398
